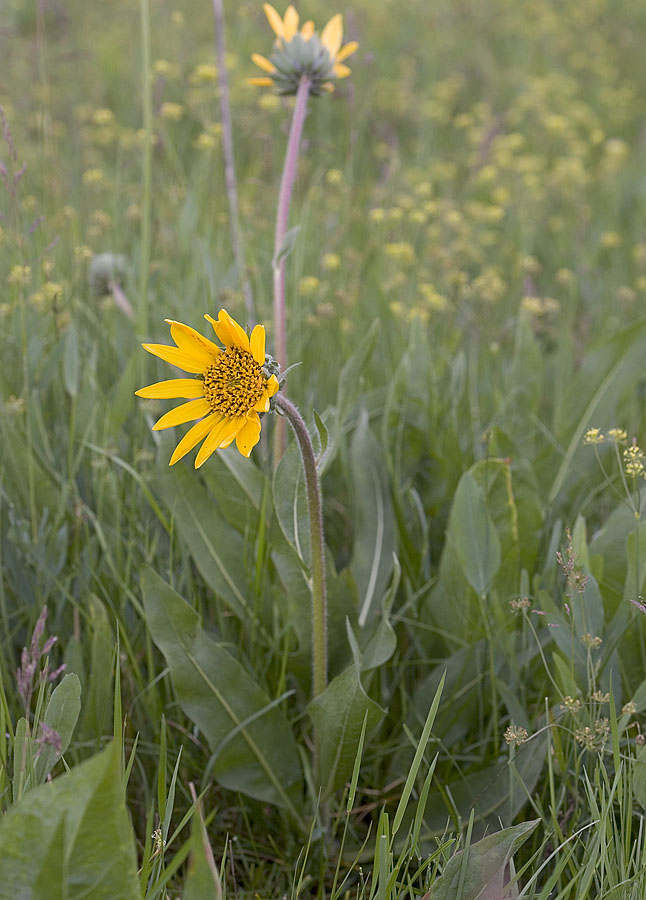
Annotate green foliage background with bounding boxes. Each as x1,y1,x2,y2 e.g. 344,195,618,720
3,0,646,895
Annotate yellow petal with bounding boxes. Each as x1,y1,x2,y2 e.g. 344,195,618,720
250,324,266,365
195,416,242,468
253,373,279,411
283,5,299,40
205,309,250,352
321,13,343,60
152,398,212,431
166,319,221,363
333,63,352,78
266,374,280,397
254,393,271,413
248,77,274,87
263,3,284,38
300,20,314,39
236,415,262,457
336,40,358,63
141,343,207,374
251,53,276,73
135,378,204,399
169,413,222,466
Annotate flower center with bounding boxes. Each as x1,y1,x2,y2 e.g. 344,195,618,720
203,347,265,417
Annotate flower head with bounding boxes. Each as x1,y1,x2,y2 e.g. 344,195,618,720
137,310,279,466
249,4,358,96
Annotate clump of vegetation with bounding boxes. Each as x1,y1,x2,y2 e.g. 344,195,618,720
3,0,646,896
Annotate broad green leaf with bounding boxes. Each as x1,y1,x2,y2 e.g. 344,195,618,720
546,320,646,504
470,459,520,600
0,742,140,900
449,471,501,597
203,446,266,512
427,819,540,899
158,464,251,621
272,437,310,567
35,673,81,784
307,658,384,797
141,567,303,815
350,411,396,627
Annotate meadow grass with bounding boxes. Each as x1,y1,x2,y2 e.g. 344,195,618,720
3,0,646,896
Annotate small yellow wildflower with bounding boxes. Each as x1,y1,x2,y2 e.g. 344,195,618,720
190,63,218,84
608,428,627,442
298,276,320,296
7,265,31,287
160,102,184,121
194,133,217,150
385,242,415,266
583,427,604,445
322,252,340,271
137,310,280,464
92,108,115,126
600,231,621,249
82,168,105,186
624,443,645,477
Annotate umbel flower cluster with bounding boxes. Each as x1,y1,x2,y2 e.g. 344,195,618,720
249,3,358,95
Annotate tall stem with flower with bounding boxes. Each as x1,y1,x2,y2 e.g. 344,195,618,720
249,3,358,458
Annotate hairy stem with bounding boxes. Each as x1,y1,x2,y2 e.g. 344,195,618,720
274,393,327,697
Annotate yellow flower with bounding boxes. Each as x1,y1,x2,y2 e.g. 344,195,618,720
137,310,279,465
249,4,358,96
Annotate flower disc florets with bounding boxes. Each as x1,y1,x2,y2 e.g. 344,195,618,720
203,347,265,416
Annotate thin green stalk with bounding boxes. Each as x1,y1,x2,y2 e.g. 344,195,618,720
138,0,153,337
211,0,255,322
274,393,327,697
